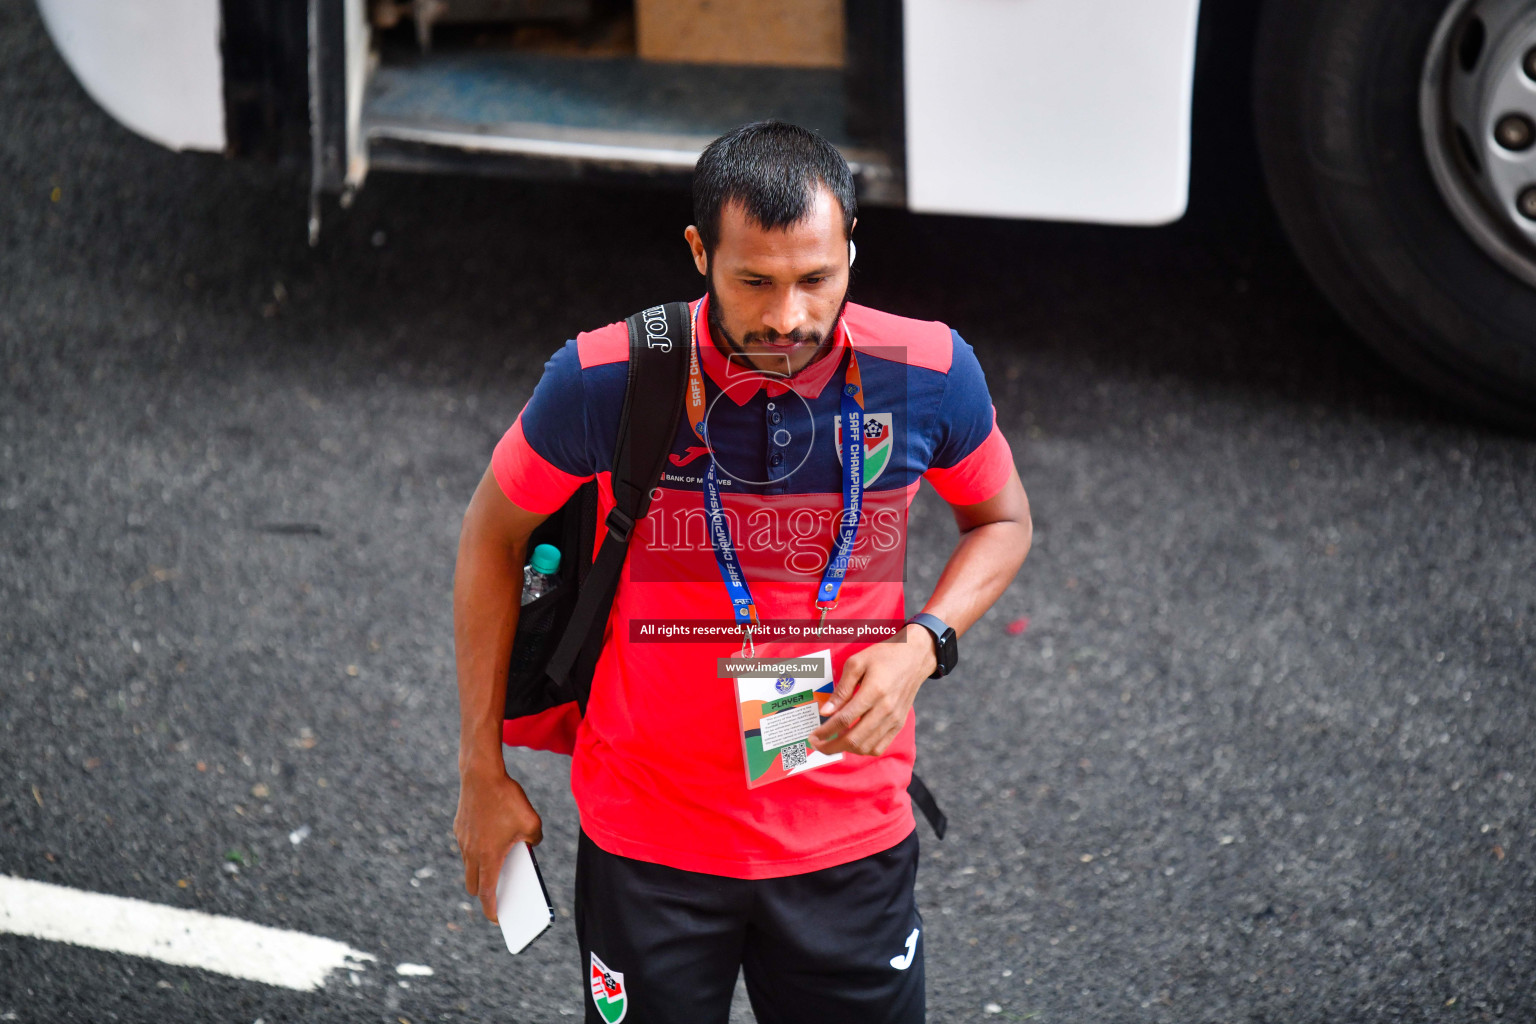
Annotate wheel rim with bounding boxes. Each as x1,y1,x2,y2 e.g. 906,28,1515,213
1421,0,1536,291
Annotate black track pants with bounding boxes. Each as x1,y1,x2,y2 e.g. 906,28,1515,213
575,828,925,1024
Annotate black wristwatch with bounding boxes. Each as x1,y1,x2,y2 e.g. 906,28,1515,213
906,613,958,678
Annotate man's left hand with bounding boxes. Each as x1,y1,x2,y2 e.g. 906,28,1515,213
809,624,936,757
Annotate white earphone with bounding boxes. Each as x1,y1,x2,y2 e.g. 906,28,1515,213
849,239,857,266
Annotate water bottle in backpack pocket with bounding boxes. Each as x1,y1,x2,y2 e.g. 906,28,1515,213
521,544,562,605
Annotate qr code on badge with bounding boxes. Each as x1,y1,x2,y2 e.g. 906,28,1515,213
780,741,809,772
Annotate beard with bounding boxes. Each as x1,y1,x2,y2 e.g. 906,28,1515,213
706,272,850,378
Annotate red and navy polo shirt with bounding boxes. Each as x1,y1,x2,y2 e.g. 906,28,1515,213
493,295,1015,878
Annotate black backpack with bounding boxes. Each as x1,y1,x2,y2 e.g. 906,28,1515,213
503,301,693,726
501,301,947,839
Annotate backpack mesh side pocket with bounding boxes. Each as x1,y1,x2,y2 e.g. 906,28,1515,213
504,479,598,720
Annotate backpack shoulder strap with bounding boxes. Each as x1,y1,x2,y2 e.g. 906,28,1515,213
608,303,693,533
543,302,692,707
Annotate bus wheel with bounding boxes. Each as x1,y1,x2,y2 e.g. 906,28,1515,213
1255,0,1536,428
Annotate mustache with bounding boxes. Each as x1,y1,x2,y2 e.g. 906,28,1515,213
738,328,823,346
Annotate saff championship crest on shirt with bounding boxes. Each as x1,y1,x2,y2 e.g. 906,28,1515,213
590,952,627,1022
835,411,893,485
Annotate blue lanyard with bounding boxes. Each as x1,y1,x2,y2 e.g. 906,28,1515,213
687,301,864,652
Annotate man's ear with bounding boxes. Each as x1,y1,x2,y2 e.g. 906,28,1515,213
683,225,708,276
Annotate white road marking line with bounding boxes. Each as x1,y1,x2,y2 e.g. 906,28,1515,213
395,963,433,976
0,874,377,992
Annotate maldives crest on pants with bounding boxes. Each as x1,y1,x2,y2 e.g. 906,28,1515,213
590,951,627,1023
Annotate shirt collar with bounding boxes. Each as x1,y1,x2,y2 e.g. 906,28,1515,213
694,293,849,407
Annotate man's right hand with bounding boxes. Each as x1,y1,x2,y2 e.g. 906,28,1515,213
454,767,543,924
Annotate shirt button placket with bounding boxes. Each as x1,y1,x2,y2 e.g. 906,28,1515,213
766,400,785,493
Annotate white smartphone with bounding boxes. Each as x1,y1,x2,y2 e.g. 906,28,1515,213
495,840,553,954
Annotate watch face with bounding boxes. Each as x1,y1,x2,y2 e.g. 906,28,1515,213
938,630,958,674
912,614,956,677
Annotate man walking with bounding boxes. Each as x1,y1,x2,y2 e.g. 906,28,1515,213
453,120,1031,1023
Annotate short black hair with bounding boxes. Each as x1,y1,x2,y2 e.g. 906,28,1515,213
692,120,857,254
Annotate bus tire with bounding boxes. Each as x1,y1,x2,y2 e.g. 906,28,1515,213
1254,0,1536,429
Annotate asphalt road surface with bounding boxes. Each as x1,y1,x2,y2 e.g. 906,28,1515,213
3,4,1534,1023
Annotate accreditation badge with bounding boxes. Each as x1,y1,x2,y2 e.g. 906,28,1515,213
730,647,843,788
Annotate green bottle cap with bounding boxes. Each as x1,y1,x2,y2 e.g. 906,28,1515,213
530,544,562,575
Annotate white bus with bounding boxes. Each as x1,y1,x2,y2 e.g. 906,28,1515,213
35,0,1536,425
